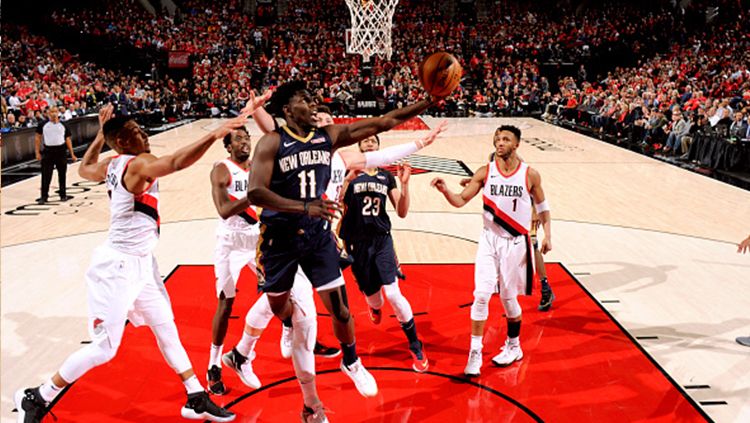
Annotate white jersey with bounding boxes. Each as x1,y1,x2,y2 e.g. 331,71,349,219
325,151,347,202
216,158,259,234
106,155,160,255
482,160,532,238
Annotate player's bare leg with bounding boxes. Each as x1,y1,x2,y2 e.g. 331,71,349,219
318,286,378,397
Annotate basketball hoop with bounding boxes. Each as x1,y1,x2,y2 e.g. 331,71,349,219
345,0,399,63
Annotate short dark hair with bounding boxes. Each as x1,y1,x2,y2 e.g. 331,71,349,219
267,80,308,118
316,104,332,115
102,116,133,146
223,126,248,147
495,125,521,141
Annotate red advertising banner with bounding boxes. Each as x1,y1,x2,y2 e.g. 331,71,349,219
168,51,190,69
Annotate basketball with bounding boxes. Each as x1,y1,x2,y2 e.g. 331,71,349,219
418,52,462,98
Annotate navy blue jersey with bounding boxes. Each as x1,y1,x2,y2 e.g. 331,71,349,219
339,169,397,241
260,125,333,229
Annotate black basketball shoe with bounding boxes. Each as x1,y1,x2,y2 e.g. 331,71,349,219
14,387,48,423
207,365,227,395
538,286,555,311
313,341,341,358
181,391,235,422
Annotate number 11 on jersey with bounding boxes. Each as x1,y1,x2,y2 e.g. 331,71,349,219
298,170,317,199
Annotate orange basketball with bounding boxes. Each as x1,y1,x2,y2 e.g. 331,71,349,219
418,52,462,98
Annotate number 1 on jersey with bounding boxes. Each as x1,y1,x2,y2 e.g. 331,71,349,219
298,169,317,199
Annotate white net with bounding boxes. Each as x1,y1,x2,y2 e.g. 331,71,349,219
345,0,399,63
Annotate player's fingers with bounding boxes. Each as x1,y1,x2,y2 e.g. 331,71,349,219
323,200,342,212
322,209,337,221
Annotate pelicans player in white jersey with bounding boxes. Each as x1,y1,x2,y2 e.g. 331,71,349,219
14,105,248,422
431,125,551,376
219,105,446,404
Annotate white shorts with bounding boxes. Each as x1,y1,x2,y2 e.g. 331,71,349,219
474,227,532,300
86,244,173,349
214,227,260,298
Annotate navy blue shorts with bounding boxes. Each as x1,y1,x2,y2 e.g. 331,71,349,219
346,233,397,297
257,223,342,294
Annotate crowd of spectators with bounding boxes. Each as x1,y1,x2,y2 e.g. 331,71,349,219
3,0,748,154
543,17,750,157
33,0,684,119
1,25,200,133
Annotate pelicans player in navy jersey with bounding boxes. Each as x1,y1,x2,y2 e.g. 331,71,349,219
218,108,445,399
432,125,552,376
339,135,429,372
247,80,438,420
14,105,245,422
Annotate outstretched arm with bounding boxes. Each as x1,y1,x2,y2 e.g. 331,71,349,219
243,90,275,134
430,166,487,208
125,114,249,194
327,98,436,149
339,120,448,170
528,168,551,254
252,106,276,134
78,105,115,182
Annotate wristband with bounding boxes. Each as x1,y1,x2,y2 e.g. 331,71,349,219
535,200,550,214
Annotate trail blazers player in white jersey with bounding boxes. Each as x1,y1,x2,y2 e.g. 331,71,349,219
13,105,247,423
218,100,446,408
205,124,264,395
431,125,552,377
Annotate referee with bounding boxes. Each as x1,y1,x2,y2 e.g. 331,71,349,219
35,106,77,203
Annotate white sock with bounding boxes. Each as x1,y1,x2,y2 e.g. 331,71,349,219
209,344,223,368
507,336,520,347
39,379,63,402
183,375,203,394
236,332,259,358
470,335,483,351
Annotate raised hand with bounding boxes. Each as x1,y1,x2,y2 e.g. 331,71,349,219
241,90,273,115
98,104,114,127
418,120,448,148
430,177,448,193
213,114,250,140
398,162,412,185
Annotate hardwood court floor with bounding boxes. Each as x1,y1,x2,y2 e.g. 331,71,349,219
2,117,749,422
